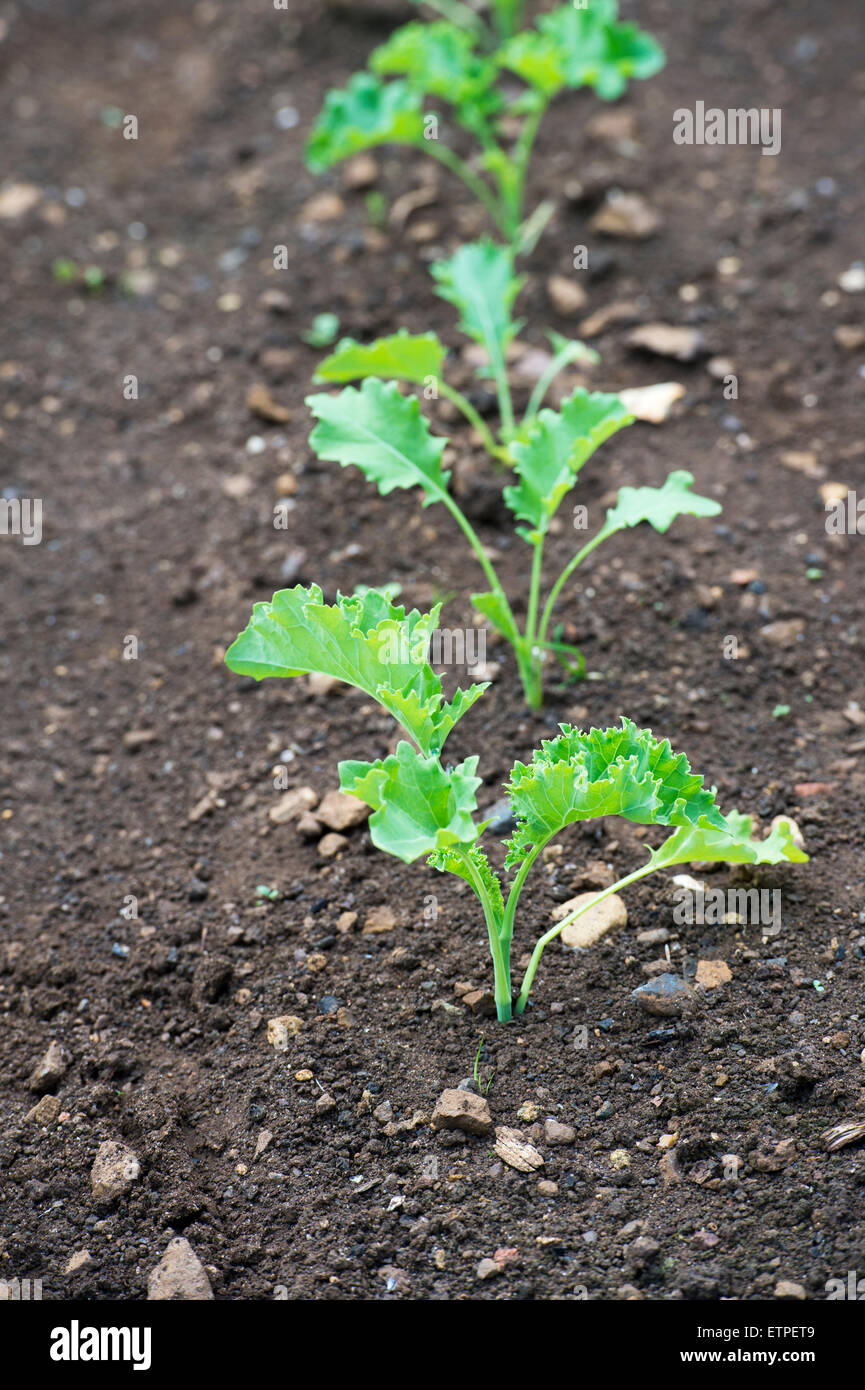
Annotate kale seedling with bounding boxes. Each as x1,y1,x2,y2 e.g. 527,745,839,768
307,238,722,708
306,2,665,252
226,584,808,1022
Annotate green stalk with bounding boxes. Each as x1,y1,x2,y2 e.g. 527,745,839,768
438,491,508,605
521,534,545,708
535,525,613,657
455,847,511,1022
438,382,511,463
515,862,657,1014
500,840,543,954
422,141,509,239
508,102,546,236
524,340,598,424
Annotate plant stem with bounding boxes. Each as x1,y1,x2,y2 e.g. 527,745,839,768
500,841,543,952
438,382,511,463
535,525,612,656
515,862,657,1014
438,490,511,613
521,535,545,707
523,340,598,424
508,102,546,235
455,847,512,1022
422,141,509,239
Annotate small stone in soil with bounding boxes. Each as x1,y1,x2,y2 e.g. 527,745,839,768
316,789,369,831
317,832,348,858
28,1040,70,1094
494,1126,544,1173
147,1237,213,1301
431,1089,493,1137
266,1015,304,1051
90,1141,142,1205
631,973,695,1017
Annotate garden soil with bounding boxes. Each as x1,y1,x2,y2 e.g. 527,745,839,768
1,0,864,1300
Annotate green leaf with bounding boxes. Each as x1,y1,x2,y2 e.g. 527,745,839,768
305,73,425,173
470,590,521,645
371,21,500,128
306,378,450,508
500,2,665,102
430,240,524,376
650,809,809,869
504,388,633,538
339,741,481,862
225,584,480,755
428,843,505,919
504,717,726,869
315,330,446,386
602,470,721,537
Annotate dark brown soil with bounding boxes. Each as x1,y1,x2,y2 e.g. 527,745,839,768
2,0,865,1302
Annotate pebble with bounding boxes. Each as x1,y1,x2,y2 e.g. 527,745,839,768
363,905,396,934
618,381,685,423
318,832,348,858
315,1093,337,1116
626,322,706,361
546,274,587,315
299,192,345,223
28,1040,70,1093
431,1089,493,1137
538,1180,559,1197
25,1094,62,1125
835,324,865,350
266,1015,304,1051
494,1127,544,1173
477,1257,503,1280
631,973,694,1017
554,892,628,948
636,927,670,946
246,382,290,424
517,1102,540,1123
147,1237,213,1301
838,263,865,294
774,1280,807,1300
761,618,805,649
0,181,42,218
65,1249,93,1274
317,789,369,831
269,786,318,825
296,811,322,840
589,190,660,239
543,1119,575,1146
343,154,380,190
695,959,732,989
90,1141,141,1205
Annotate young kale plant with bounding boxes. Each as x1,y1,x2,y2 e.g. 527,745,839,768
306,2,665,253
225,584,808,1023
307,238,722,709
